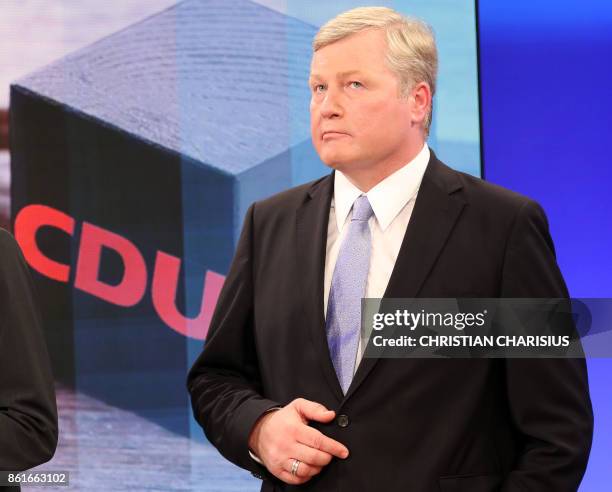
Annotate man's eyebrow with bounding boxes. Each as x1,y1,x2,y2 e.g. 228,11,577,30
308,70,366,82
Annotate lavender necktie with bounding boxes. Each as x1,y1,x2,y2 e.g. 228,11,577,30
326,195,374,394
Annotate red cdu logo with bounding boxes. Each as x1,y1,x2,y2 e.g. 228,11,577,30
14,204,224,340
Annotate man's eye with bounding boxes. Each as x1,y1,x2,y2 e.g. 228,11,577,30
313,84,326,93
349,81,363,89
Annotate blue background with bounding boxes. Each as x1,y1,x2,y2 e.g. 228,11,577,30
478,1,612,489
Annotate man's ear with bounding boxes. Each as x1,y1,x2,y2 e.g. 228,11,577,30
410,82,432,128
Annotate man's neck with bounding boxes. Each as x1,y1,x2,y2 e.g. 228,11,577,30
340,141,426,192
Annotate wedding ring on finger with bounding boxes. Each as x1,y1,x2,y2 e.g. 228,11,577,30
290,458,301,476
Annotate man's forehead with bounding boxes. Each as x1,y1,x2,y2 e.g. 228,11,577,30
309,30,387,79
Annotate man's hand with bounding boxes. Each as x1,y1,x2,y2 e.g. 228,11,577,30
248,398,349,485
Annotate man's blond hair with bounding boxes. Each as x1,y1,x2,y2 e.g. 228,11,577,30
313,6,438,135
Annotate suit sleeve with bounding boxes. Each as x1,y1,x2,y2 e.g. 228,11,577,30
0,229,58,470
187,203,280,478
499,200,594,491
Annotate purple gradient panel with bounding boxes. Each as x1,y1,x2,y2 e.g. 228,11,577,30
478,0,612,489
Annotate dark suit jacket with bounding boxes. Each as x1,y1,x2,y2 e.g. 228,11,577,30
0,229,58,491
188,152,593,492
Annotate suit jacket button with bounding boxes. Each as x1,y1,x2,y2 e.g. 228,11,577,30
336,414,350,428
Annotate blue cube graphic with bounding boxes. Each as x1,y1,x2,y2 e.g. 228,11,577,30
10,0,320,435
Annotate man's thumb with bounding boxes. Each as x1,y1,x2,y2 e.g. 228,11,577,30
294,398,335,422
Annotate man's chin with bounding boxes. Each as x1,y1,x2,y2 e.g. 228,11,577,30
319,152,353,170
320,156,370,175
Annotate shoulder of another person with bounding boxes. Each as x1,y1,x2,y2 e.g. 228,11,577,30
0,228,30,306
0,228,22,264
0,227,17,247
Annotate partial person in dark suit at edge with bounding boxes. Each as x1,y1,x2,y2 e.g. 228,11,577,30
188,7,593,491
0,229,58,489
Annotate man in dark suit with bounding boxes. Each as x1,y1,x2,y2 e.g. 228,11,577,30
188,7,593,491
0,229,58,487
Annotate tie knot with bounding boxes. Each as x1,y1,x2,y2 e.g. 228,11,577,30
351,195,374,222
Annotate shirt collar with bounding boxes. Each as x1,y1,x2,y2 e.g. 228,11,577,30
333,143,430,233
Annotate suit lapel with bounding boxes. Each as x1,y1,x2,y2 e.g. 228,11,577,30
296,174,345,401
344,154,467,401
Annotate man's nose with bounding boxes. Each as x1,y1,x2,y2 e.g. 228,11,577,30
319,89,343,119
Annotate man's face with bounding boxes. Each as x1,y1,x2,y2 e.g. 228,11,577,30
309,28,414,173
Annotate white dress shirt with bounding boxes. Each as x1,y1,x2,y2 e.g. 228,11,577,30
324,143,430,372
249,144,430,464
